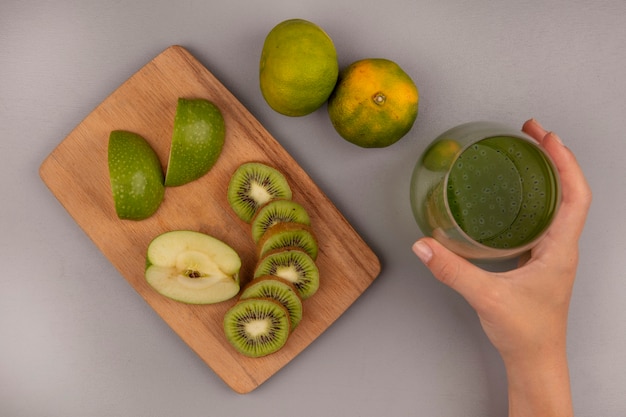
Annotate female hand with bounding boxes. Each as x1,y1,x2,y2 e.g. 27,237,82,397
412,119,592,417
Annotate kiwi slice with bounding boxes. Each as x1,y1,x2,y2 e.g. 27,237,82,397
254,248,319,299
258,222,319,260
223,298,291,357
227,162,292,223
251,199,311,243
240,276,303,331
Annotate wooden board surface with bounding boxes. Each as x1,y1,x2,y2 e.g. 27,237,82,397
39,45,381,394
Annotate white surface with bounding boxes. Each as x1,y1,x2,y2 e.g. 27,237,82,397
2,0,625,415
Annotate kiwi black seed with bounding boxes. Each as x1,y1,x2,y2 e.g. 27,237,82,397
223,298,291,358
254,248,319,299
240,275,303,331
251,199,311,243
227,162,292,223
258,222,319,260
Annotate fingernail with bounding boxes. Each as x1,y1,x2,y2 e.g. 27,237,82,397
412,240,433,264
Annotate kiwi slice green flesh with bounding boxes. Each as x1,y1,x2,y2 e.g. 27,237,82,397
223,298,291,358
258,222,319,260
251,199,311,243
254,249,319,299
227,162,292,223
240,276,303,331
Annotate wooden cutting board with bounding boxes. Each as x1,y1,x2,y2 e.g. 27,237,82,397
39,45,381,394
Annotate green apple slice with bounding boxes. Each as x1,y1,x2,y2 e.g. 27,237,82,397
164,98,226,187
145,230,241,304
108,130,165,220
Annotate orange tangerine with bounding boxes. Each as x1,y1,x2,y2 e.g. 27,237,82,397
260,19,338,117
328,58,419,148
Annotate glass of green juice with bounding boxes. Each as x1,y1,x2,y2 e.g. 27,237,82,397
410,121,561,261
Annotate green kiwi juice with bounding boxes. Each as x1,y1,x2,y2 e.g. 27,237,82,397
411,122,561,260
446,136,559,249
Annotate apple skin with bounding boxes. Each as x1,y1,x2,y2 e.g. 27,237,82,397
164,98,225,187
145,230,241,304
108,130,165,220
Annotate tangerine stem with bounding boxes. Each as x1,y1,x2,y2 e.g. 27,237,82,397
372,92,386,105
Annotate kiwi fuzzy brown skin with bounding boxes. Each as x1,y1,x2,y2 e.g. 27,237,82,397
257,222,319,260
250,199,312,243
227,162,293,223
253,247,319,299
240,275,303,331
223,297,291,358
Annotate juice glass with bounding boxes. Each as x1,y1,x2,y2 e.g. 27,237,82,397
410,121,561,261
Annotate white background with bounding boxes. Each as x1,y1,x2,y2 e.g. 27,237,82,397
1,0,625,416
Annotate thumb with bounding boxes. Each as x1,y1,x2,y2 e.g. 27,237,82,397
412,237,491,306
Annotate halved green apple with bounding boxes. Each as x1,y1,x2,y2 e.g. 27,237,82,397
164,98,226,187
108,130,165,220
145,230,241,304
